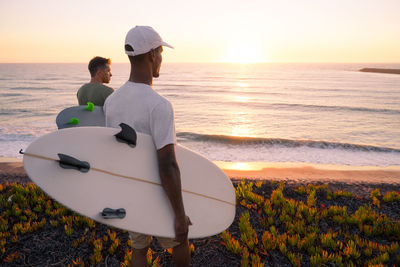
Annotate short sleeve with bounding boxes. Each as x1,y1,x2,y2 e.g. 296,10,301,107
150,100,176,150
76,86,86,105
103,86,114,100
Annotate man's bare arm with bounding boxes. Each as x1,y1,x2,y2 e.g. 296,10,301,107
157,144,191,242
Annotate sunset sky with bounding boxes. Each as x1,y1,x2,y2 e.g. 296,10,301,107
1,0,399,63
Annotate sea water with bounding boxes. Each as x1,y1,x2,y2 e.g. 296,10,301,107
0,63,399,168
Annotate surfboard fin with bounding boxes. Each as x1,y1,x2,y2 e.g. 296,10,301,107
115,123,137,148
57,153,90,173
85,102,94,111
67,118,80,125
101,208,126,219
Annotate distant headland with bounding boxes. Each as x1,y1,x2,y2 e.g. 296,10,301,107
359,68,400,75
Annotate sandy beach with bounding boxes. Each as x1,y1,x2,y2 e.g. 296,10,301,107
0,159,25,173
223,165,400,184
2,157,399,199
2,157,400,185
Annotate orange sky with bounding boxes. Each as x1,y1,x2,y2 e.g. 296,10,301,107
1,0,399,63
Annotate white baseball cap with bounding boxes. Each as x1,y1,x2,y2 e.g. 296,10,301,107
125,26,173,57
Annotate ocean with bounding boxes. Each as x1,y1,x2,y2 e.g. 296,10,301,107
0,63,399,169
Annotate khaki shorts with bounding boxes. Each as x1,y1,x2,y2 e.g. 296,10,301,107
129,232,180,249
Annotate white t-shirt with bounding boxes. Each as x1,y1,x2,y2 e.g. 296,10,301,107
104,81,176,150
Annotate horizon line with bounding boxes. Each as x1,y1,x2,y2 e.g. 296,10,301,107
0,61,399,64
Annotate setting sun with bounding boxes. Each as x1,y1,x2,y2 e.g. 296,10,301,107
222,43,266,64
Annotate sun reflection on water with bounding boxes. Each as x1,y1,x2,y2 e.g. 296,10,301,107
231,125,251,137
237,83,248,88
234,96,250,102
230,111,252,137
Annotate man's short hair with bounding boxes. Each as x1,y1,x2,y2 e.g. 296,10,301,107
88,57,111,77
125,45,160,63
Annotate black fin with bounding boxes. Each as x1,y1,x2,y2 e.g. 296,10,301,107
114,123,137,148
101,208,126,219
58,153,90,173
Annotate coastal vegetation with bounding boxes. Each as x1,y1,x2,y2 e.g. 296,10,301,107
224,180,400,266
1,180,400,266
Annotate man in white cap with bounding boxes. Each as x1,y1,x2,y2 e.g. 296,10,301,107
104,26,191,267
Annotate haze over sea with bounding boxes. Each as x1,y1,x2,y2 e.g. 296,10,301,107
0,63,399,170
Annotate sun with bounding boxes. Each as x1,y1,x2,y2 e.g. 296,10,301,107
223,43,265,64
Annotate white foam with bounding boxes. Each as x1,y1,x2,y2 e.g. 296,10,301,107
183,141,400,167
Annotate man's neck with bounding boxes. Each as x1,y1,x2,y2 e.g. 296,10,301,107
90,77,103,84
129,69,153,86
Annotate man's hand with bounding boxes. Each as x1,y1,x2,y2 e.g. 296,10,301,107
174,216,192,243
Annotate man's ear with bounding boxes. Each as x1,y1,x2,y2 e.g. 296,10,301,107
94,68,102,77
148,50,155,62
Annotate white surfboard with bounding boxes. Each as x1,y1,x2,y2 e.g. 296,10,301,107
22,126,236,238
